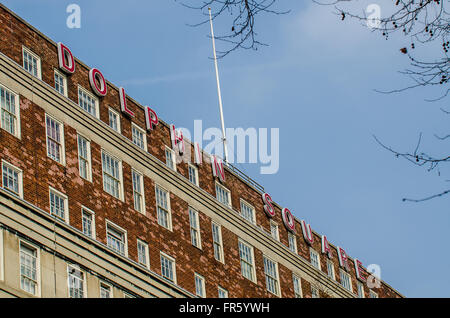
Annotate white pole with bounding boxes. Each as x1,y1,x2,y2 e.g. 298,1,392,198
208,7,229,163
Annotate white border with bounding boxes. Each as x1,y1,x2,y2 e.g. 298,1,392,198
1,159,23,198
18,239,41,297
49,186,69,224
154,183,172,231
22,46,42,79
105,219,128,257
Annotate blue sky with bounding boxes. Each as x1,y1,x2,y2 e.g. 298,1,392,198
3,0,449,297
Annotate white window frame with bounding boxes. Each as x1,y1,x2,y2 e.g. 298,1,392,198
77,85,99,119
99,281,113,298
357,281,365,298
137,239,150,269
19,240,41,297
101,150,124,201
131,123,147,151
263,255,281,297
310,248,321,270
160,252,177,284
340,269,353,292
218,286,228,298
369,290,378,298
189,207,202,249
81,206,96,239
240,199,256,224
0,83,21,139
165,146,176,171
49,187,69,223
132,169,145,214
45,114,65,165
194,273,206,298
188,163,199,186
211,222,224,263
54,69,68,97
327,260,335,280
292,274,302,298
238,239,256,283
67,264,86,298
22,46,41,79
155,184,172,231
108,107,121,133
106,220,128,257
77,133,92,182
270,220,279,241
1,160,23,198
215,182,231,208
311,285,320,298
288,232,297,254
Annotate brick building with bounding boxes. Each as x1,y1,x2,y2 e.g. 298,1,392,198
0,3,402,298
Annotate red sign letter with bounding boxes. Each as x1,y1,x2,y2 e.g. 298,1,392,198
194,142,202,165
262,193,275,218
119,87,134,117
301,220,314,245
211,155,225,182
282,208,296,232
338,247,349,270
57,42,75,74
321,235,332,258
170,124,185,155
89,68,107,97
354,258,366,282
144,106,158,131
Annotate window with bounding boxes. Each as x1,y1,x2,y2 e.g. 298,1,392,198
81,207,95,239
106,221,127,256
263,256,280,296
78,86,99,118
310,248,321,270
293,275,302,298
108,108,121,133
340,270,352,292
100,282,113,298
132,123,147,151
2,161,23,198
132,170,145,213
68,265,85,298
77,134,92,181
54,70,67,96
155,185,172,230
288,233,297,253
238,239,256,283
102,151,123,200
212,222,224,263
357,282,365,298
160,252,176,283
137,239,150,268
218,286,228,298
45,114,65,164
188,164,199,186
369,290,378,298
194,273,206,298
311,286,320,298
270,221,279,241
19,242,39,296
215,183,231,207
240,200,255,224
165,146,176,170
22,47,41,79
327,260,335,280
49,187,68,223
189,208,201,249
0,84,20,137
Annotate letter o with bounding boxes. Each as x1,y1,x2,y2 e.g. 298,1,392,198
89,68,107,97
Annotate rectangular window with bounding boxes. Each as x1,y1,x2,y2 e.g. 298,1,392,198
240,200,255,224
215,183,231,207
188,164,199,186
19,242,39,296
263,256,280,296
270,221,279,241
106,221,127,256
218,286,228,298
310,248,321,270
77,134,91,181
102,151,122,200
137,239,150,268
212,222,224,263
132,170,145,213
2,161,23,198
194,273,206,298
68,265,85,298
100,282,112,298
108,108,121,133
132,123,147,151
54,70,67,96
189,208,201,249
369,290,378,298
49,187,68,223
78,86,99,118
165,147,176,170
238,239,256,283
22,47,41,79
0,84,20,138
46,114,65,164
160,252,176,283
357,282,365,298
155,185,171,230
327,260,335,280
311,286,320,298
81,207,95,239
293,275,302,298
288,233,297,253
340,270,352,292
